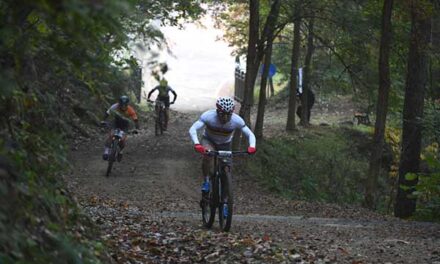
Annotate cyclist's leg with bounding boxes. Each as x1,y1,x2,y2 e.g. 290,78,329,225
158,96,170,130
201,137,215,192
154,102,160,117
103,132,113,160
119,134,128,150
114,119,129,155
103,121,116,160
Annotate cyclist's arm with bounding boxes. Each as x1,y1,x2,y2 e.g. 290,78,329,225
103,111,110,120
147,87,158,100
107,107,131,122
169,87,177,103
127,106,140,129
189,120,205,144
241,125,256,148
104,104,118,120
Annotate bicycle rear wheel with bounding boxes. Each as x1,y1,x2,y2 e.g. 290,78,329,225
159,110,165,134
201,175,217,228
218,172,233,232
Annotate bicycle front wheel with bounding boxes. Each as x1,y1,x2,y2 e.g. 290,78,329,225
219,172,233,232
106,141,118,177
202,175,217,228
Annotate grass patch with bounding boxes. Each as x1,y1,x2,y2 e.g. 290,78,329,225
249,126,376,205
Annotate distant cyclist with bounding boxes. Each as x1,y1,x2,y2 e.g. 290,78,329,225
188,96,256,193
102,95,139,161
147,79,177,130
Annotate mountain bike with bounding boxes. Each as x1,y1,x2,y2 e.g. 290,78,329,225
147,100,165,136
101,121,137,177
105,128,125,177
200,150,249,232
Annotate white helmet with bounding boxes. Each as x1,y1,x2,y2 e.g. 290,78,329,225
216,97,235,113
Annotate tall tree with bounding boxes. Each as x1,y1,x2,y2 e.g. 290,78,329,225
232,0,259,150
299,14,315,126
364,0,394,209
239,0,260,126
234,0,285,148
255,0,281,141
430,2,440,100
286,1,302,131
394,0,432,218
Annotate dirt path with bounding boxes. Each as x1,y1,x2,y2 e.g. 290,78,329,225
68,110,440,263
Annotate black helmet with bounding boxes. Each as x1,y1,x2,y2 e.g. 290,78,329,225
119,95,129,107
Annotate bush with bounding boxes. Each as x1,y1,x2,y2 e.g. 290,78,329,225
406,102,440,221
248,127,371,204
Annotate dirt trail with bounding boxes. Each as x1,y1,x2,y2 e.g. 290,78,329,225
68,110,440,263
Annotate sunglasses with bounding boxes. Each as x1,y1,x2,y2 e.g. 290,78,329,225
218,112,232,117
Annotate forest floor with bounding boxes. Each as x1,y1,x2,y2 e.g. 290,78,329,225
67,100,440,263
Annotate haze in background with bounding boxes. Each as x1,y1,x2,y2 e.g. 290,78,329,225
140,15,236,112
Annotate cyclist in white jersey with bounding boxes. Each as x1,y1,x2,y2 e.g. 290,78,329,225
189,97,256,193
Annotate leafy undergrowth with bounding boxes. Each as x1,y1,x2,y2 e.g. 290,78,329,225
248,125,391,206
0,153,110,263
81,196,321,263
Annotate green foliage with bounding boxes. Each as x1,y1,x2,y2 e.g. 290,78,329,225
0,133,106,263
408,152,440,222
0,0,206,261
248,127,370,204
423,101,440,145
216,0,415,113
406,102,440,221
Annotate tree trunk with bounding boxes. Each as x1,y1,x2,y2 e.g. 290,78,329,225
430,2,440,100
364,0,394,209
300,16,315,126
254,0,281,141
240,0,260,125
286,2,302,131
269,77,274,97
255,49,272,141
233,0,260,150
394,0,432,218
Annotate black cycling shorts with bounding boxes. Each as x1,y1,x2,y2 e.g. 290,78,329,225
157,96,170,108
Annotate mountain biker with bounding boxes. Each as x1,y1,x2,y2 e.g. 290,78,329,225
147,79,177,130
102,95,139,161
188,96,257,193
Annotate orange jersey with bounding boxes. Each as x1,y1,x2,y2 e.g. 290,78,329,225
107,103,138,121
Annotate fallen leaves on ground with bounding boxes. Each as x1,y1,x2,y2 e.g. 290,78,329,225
81,196,317,263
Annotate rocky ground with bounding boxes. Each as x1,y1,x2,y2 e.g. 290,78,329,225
67,108,440,263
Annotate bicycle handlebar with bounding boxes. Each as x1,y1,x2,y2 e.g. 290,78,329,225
204,150,249,157
100,121,138,135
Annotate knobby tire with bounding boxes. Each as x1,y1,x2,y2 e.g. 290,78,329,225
219,172,233,232
106,140,118,177
202,174,218,228
155,107,164,136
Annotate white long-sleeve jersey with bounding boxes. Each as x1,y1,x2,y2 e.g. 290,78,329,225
189,109,256,147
